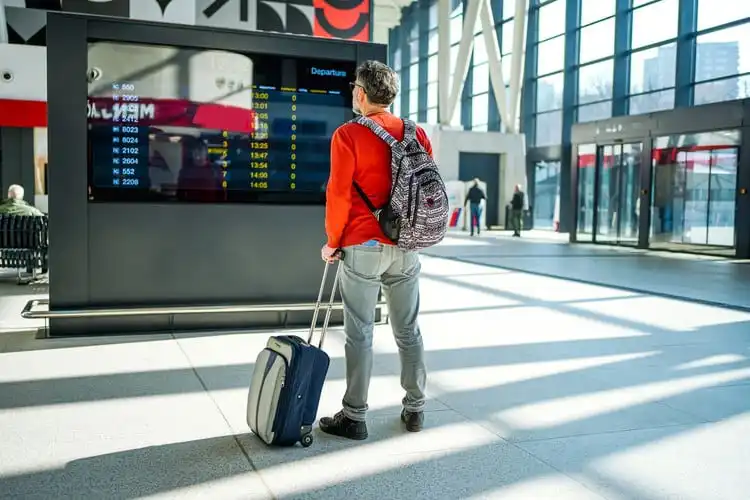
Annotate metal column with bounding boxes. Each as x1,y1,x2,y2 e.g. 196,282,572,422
737,105,750,259
561,0,581,235
611,0,632,117
675,0,698,108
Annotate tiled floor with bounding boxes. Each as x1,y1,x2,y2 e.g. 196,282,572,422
424,233,750,310
0,253,749,499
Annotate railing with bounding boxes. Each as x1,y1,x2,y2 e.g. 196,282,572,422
22,299,388,320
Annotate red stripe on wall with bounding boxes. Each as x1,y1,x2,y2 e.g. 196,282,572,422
0,100,48,128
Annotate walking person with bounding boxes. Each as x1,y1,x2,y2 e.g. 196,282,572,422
318,60,435,440
465,178,486,236
510,184,526,237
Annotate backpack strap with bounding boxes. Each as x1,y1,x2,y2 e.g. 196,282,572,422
353,182,379,213
402,119,417,143
351,115,398,148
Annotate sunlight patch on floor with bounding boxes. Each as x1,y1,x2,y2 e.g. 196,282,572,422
437,236,494,247
428,352,658,394
0,337,185,383
568,296,750,332
419,255,511,276
496,367,750,430
464,474,602,500
590,412,750,500
252,420,498,498
674,354,748,371
448,272,640,304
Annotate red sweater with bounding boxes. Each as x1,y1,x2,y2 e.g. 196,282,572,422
325,112,433,249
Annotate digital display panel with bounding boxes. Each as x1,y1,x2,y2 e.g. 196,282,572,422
86,41,355,203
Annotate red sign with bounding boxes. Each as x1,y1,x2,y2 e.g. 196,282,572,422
313,0,371,42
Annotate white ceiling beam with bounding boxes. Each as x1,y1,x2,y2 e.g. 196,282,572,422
446,0,481,125
507,0,529,131
480,0,511,131
0,0,8,44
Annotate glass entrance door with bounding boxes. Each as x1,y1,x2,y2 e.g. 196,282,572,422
576,144,596,242
667,147,738,246
650,131,740,252
593,143,642,245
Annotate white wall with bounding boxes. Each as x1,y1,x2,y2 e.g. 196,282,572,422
419,126,527,228
0,44,46,101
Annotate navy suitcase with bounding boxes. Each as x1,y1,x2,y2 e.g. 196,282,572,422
246,260,341,447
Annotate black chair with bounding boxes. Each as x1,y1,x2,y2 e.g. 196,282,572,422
0,214,49,284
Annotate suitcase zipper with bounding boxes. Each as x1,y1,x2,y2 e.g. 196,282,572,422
274,343,306,444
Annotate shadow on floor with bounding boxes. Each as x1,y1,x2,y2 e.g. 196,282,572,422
1,262,749,499
0,435,264,500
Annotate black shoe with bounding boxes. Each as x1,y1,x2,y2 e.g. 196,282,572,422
319,410,368,440
401,409,424,432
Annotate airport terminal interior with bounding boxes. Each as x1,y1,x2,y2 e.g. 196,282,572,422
0,0,749,498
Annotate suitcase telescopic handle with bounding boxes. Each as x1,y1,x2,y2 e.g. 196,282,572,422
307,252,344,348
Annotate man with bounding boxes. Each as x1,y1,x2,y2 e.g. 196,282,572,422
465,178,486,236
319,60,432,440
176,138,222,202
510,184,526,237
0,185,44,216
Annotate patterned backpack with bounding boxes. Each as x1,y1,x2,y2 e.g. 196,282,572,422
350,116,449,251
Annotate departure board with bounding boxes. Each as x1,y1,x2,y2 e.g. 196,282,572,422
85,41,354,203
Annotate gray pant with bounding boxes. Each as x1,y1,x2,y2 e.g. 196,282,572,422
338,242,427,422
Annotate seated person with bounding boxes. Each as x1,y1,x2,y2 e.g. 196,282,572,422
0,185,44,216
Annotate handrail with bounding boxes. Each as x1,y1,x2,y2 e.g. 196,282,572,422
21,299,388,320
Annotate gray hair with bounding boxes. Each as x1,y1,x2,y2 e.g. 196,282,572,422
355,60,399,106
8,184,24,200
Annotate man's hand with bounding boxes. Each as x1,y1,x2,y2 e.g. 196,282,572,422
321,244,340,263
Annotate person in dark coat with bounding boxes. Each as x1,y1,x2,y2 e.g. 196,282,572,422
510,184,526,237
465,179,486,236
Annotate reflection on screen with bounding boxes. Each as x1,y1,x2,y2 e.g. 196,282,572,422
86,42,354,203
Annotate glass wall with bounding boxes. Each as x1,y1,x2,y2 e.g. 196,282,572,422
595,143,642,245
577,5,614,123
533,160,561,229
576,144,596,241
693,0,750,104
651,131,740,248
391,0,750,133
533,0,566,145
575,142,642,245
388,0,750,240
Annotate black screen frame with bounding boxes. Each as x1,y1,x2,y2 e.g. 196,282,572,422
85,38,356,205
46,13,387,334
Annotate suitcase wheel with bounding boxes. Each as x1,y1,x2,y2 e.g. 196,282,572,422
301,433,314,448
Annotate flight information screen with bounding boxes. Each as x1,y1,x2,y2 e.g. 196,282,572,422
86,41,355,203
